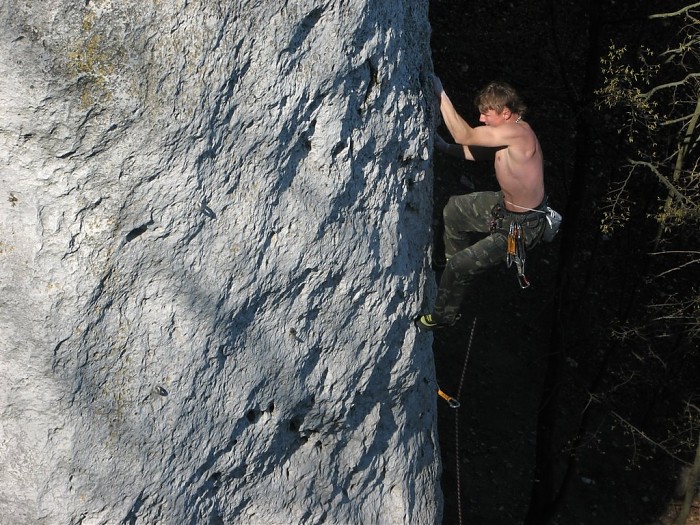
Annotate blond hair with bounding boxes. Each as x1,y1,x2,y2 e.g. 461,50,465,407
475,82,527,115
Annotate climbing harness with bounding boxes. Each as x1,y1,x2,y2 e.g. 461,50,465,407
504,199,563,243
506,221,530,289
491,203,536,289
491,197,563,288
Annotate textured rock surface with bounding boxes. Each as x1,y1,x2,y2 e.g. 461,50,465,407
0,1,440,523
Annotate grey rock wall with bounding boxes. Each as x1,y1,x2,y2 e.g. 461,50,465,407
0,1,440,523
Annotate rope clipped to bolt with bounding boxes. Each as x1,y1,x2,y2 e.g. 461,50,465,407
436,317,476,525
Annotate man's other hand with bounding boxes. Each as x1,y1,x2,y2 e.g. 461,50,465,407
432,75,445,98
434,133,449,153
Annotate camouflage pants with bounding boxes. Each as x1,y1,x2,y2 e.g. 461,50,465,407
434,191,546,324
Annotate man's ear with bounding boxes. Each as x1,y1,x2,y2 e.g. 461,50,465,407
502,109,512,120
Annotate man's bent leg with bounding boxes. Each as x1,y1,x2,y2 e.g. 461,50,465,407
433,232,508,324
443,191,501,258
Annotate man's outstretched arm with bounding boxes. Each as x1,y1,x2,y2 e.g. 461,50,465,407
433,75,475,145
433,75,514,148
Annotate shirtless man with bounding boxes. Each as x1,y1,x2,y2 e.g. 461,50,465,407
416,76,547,330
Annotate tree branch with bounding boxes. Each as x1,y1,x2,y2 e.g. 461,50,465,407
649,2,700,19
644,72,700,99
611,410,690,464
626,159,695,204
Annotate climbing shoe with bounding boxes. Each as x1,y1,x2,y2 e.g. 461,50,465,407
414,313,451,331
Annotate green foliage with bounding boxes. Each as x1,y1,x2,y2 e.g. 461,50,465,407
595,10,700,236
596,44,661,143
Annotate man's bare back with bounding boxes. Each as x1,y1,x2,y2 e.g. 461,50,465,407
492,118,545,211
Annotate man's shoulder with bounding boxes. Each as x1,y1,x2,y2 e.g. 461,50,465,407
495,121,531,141
504,130,540,162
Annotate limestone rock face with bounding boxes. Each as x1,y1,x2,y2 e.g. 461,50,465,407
0,1,440,523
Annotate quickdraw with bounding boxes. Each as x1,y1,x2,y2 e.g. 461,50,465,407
506,221,530,289
437,387,461,409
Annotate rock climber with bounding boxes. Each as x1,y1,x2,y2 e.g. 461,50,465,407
415,76,548,331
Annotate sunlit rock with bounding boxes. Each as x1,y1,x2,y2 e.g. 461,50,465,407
0,1,440,523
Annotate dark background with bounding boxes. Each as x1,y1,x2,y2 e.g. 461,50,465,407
427,0,698,524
